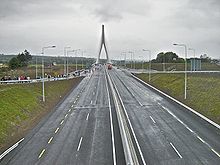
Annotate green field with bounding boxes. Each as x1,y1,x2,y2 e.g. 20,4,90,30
0,78,82,152
124,62,220,71
136,73,220,125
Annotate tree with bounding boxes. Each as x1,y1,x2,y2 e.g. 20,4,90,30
153,52,184,63
8,50,32,69
8,57,19,69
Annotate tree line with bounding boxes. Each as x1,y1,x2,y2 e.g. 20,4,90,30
8,50,32,69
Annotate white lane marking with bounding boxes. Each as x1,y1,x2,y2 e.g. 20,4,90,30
71,105,74,107
197,136,205,143
90,100,93,104
110,74,147,165
93,92,95,95
55,127,59,134
105,72,117,165
86,113,90,120
132,75,220,130
150,116,156,124
211,149,220,158
48,137,53,144
186,126,194,133
65,114,68,118
77,137,83,151
137,100,143,106
38,149,46,159
68,109,71,112
74,101,76,104
0,138,24,160
60,120,64,125
170,142,182,159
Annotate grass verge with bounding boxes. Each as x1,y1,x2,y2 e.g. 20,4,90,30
0,77,82,152
136,73,220,125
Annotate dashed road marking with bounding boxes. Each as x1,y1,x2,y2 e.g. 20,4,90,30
77,137,83,151
38,149,46,159
197,136,205,143
86,113,90,120
90,100,93,104
150,116,156,124
68,109,71,112
60,120,64,125
65,114,68,118
55,127,59,134
170,142,182,159
211,149,220,158
71,105,74,107
48,137,53,144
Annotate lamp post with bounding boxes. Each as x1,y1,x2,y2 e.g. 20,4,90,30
143,49,151,82
128,51,133,69
189,48,196,71
139,56,144,70
64,47,71,76
173,43,187,99
35,56,38,79
42,45,56,102
74,49,80,71
67,50,76,78
121,52,127,68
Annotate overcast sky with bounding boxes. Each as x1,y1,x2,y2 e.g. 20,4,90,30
0,0,219,60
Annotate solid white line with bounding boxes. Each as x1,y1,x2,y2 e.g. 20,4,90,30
150,116,156,124
48,137,53,144
55,127,59,134
110,74,147,165
77,137,83,151
38,149,46,159
0,138,24,160
211,149,220,158
170,142,182,159
86,113,90,120
105,71,117,165
132,75,220,130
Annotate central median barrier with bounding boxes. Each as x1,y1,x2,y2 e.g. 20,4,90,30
105,68,146,165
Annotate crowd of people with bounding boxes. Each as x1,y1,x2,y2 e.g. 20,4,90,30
1,75,30,82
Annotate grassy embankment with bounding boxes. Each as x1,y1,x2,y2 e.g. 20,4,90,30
125,62,220,71
0,77,82,152
136,73,220,125
0,64,85,78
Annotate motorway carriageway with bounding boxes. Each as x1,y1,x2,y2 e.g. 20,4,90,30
0,66,220,165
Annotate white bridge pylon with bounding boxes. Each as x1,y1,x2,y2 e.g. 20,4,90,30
96,25,110,64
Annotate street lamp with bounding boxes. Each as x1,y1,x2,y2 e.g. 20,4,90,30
42,45,56,102
173,43,187,99
139,56,144,70
64,46,71,76
67,50,76,78
189,48,196,71
128,51,133,69
74,49,80,71
143,49,151,82
35,56,38,79
121,52,127,68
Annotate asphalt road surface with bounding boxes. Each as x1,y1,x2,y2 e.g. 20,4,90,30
1,66,220,165
0,67,125,165
109,67,220,165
